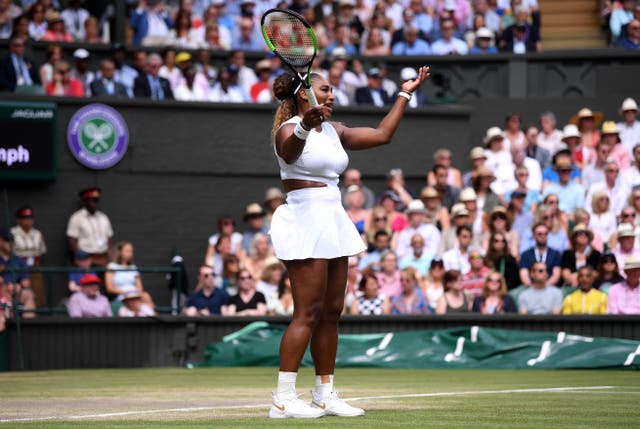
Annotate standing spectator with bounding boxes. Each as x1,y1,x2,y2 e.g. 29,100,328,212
41,10,72,42
389,267,430,314
431,18,468,55
60,0,89,40
46,60,84,97
485,231,520,290
610,0,635,42
133,53,174,100
349,273,390,315
562,266,607,315
222,268,267,316
118,291,156,317
519,222,562,286
67,273,112,318
91,59,129,98
392,200,441,260
0,36,39,92
0,229,35,317
472,271,517,314
105,241,155,307
10,206,46,306
537,111,563,157
436,269,471,313
607,257,640,314
66,188,113,267
355,67,392,106
130,0,173,46
560,224,602,288
184,265,229,316
341,168,376,210
70,48,94,95
518,262,563,315
617,98,640,156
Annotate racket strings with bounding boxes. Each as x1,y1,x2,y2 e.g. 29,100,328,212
263,13,315,67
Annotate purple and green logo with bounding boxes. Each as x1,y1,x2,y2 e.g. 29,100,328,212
67,104,128,170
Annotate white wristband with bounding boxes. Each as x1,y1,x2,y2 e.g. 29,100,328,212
398,91,412,101
293,122,310,140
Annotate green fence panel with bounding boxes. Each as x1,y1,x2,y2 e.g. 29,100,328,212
199,323,640,370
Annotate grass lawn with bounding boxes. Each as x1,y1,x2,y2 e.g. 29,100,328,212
2,367,639,428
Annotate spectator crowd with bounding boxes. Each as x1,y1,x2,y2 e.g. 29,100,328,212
1,1,639,102
2,97,640,323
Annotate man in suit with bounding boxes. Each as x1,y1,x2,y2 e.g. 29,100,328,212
525,124,551,171
355,67,392,107
133,53,173,100
90,59,129,98
0,36,40,92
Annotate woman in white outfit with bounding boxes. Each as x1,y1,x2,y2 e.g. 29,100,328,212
267,66,430,419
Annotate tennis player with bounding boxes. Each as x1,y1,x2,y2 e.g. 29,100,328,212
268,66,430,419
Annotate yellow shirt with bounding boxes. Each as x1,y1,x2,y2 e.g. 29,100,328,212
562,288,608,315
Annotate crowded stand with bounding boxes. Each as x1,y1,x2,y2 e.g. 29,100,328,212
1,0,640,323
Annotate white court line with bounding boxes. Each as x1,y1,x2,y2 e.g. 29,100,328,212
0,386,616,424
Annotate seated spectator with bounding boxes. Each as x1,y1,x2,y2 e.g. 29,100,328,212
82,16,105,44
130,0,173,45
542,156,585,216
391,7,430,46
370,250,402,298
507,190,535,247
482,206,520,260
618,98,640,157
518,262,563,315
436,269,471,313
355,67,392,106
365,207,391,248
0,229,35,317
612,223,640,276
392,200,441,260
560,224,602,288
535,199,570,251
118,290,156,317
582,140,612,192
174,65,208,101
519,222,562,286
399,233,433,276
184,265,229,316
359,230,391,271
341,168,376,210
46,60,84,97
537,111,563,158
472,166,502,214
439,203,470,255
500,6,541,53
588,191,617,245
325,23,359,57
607,256,640,314
349,273,390,315
0,1,22,39
390,267,430,314
421,258,445,310
594,252,625,293
443,225,474,275
378,191,408,233
39,43,62,89
91,59,129,98
167,8,202,49
574,208,604,252
27,3,47,40
241,203,268,253
133,53,174,100
469,27,497,54
462,248,490,298
562,266,607,315
615,18,640,49
630,146,640,188
587,162,631,220
505,159,541,210
41,10,72,42
67,250,96,294
71,48,95,95
392,24,431,55
485,231,521,290
359,12,392,54
269,271,294,316
255,257,285,302
570,107,603,150
249,59,273,103
431,18,468,55
397,67,427,107
209,66,248,102
345,185,371,240
67,273,112,318
205,215,243,267
61,0,89,41
213,251,241,294
222,268,267,316
472,271,517,314
105,241,155,307
231,16,263,51
242,232,274,281
158,47,181,90
430,163,461,211
420,186,451,231
462,147,487,189
600,121,631,170
383,167,414,212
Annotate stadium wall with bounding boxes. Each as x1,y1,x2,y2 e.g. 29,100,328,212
4,315,640,370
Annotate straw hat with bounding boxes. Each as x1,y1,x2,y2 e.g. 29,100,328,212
451,203,470,218
469,146,487,160
569,108,604,128
419,187,439,199
601,121,621,142
459,187,478,202
472,166,495,180
570,223,594,242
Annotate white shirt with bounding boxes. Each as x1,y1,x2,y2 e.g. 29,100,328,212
581,162,606,192
537,129,563,155
589,212,617,244
617,120,640,157
485,149,514,196
394,222,441,260
209,84,247,103
505,157,542,193
585,179,631,217
174,84,208,101
431,37,469,55
60,7,90,40
442,247,471,275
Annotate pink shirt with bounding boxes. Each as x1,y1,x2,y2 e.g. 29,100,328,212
376,270,402,298
607,282,640,314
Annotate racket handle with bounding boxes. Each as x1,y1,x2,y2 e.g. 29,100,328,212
307,86,318,108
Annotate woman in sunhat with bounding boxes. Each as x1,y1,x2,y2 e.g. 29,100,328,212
560,224,602,287
570,107,604,149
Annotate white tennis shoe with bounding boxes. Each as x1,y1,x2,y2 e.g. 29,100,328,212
269,392,325,419
311,390,365,417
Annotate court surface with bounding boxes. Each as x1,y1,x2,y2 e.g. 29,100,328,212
2,367,639,428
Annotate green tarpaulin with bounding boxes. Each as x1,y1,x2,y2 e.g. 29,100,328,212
199,322,640,369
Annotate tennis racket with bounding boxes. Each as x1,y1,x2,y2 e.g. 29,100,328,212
261,8,319,107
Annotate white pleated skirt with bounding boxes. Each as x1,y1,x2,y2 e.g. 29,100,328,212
269,185,367,261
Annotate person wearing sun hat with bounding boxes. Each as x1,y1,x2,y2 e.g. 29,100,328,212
570,107,604,149
612,223,640,277
560,224,602,288
241,202,268,253
600,121,631,170
607,255,640,314
11,205,47,307
392,199,441,260
462,146,488,188
617,97,640,155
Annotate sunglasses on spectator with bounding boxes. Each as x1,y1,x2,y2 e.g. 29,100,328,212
201,273,213,278
469,254,483,260
493,238,505,243
492,214,506,220
375,217,387,221
239,275,252,280
622,212,636,218
546,199,558,204
488,277,501,282
533,268,546,273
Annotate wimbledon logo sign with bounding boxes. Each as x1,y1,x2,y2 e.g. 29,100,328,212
67,104,128,169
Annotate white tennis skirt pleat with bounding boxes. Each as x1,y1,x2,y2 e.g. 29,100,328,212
269,185,367,260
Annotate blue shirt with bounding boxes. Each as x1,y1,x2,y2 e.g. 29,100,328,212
399,252,433,276
0,253,29,284
392,39,432,55
542,165,581,183
542,181,585,214
469,46,498,54
187,288,229,315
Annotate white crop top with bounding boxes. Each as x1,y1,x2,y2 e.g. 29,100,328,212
274,116,349,186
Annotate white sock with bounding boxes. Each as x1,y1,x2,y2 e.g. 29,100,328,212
314,374,334,398
276,371,297,399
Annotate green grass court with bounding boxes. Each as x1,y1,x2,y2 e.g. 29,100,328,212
2,368,639,428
